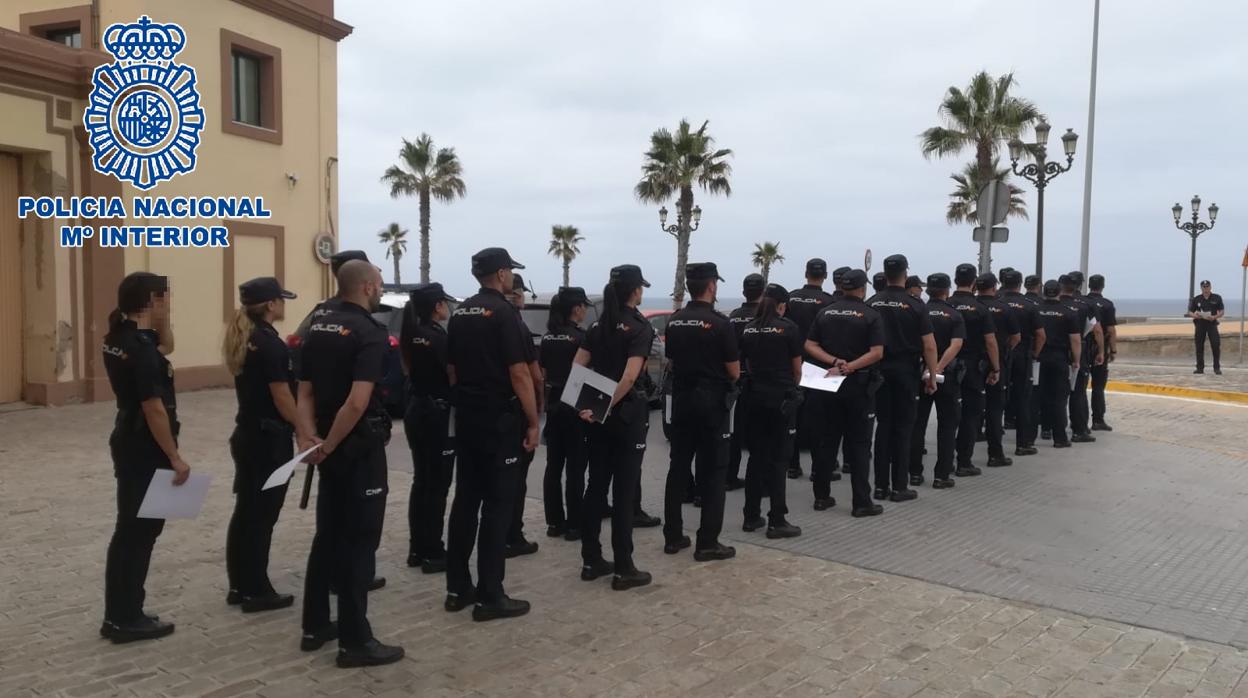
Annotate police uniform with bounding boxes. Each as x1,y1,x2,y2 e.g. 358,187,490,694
909,274,965,486
949,265,997,475
867,254,933,500
999,270,1041,451
401,283,457,573
445,248,532,618
1189,284,1224,374
506,275,542,555
1060,276,1098,440
226,278,297,613
1023,275,1047,436
663,262,740,559
807,269,886,515
580,266,655,588
540,287,589,539
726,273,765,489
977,274,1019,467
1085,278,1117,426
300,293,395,658
785,259,835,481
820,266,852,480
738,284,803,536
1035,281,1080,446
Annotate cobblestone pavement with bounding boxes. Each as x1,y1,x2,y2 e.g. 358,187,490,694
4,390,1248,697
1109,360,1248,394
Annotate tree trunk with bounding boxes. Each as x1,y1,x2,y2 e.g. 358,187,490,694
562,258,570,288
393,251,401,285
762,260,770,283
975,140,994,185
671,186,695,310
419,188,431,284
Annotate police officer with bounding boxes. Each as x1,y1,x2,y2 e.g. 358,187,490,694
1060,272,1104,443
739,283,802,537
785,259,835,481
401,282,458,574
1024,275,1042,302
999,269,1046,454
302,250,369,323
100,273,182,644
223,277,302,613
1035,280,1082,448
444,248,540,621
818,266,852,483
976,273,1020,468
575,265,655,590
1023,274,1050,440
540,287,590,541
805,269,886,517
867,255,938,502
906,275,925,299
949,264,1000,475
1187,279,1224,375
872,272,888,294
726,273,765,490
663,262,740,561
297,260,404,667
1086,275,1118,429
909,273,965,489
503,274,543,558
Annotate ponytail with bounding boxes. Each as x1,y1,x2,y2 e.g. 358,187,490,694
222,304,266,376
753,296,780,326
600,281,635,336
547,295,573,333
107,309,126,334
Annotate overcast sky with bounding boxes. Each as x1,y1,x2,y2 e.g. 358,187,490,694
335,0,1247,301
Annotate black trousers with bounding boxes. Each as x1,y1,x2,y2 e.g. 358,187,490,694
728,385,748,482
1069,366,1091,436
507,450,535,543
664,389,730,550
1010,352,1036,446
104,467,166,624
910,365,961,480
873,362,920,492
1039,359,1071,444
446,409,524,603
825,375,874,510
301,437,387,648
1195,322,1221,371
789,390,827,472
984,364,1009,459
543,401,588,530
743,392,796,522
956,359,986,468
226,425,291,597
1090,363,1109,423
581,400,648,572
404,397,455,560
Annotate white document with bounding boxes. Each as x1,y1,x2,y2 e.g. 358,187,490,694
1083,316,1097,337
799,362,845,393
664,395,672,424
1031,361,1040,386
1069,365,1079,390
560,363,619,422
921,371,946,385
137,471,212,520
261,443,320,491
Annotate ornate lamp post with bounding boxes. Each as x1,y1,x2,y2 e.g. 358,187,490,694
1008,121,1079,280
658,204,701,236
1173,195,1218,300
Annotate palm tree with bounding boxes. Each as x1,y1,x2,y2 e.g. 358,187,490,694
634,119,733,309
547,225,584,288
377,222,407,284
380,134,466,283
750,242,784,283
946,161,1029,225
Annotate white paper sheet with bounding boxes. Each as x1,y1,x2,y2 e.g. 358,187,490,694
560,363,619,422
664,395,672,424
1069,365,1079,390
448,407,456,438
137,471,212,520
921,371,946,385
262,443,320,491
799,362,845,393
1083,316,1098,337
1031,361,1040,386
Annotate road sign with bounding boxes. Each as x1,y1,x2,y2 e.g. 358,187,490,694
972,226,1009,243
864,249,872,272
976,181,1011,227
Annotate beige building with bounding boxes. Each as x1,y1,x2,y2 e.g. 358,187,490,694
0,0,351,405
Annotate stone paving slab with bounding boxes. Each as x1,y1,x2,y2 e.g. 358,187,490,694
1108,362,1248,394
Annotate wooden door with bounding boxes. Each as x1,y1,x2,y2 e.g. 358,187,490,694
0,153,22,403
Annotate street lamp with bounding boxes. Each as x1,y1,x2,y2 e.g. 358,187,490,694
1008,121,1079,280
1173,195,1218,300
658,204,701,236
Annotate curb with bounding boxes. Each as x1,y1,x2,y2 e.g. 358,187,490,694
1105,381,1248,406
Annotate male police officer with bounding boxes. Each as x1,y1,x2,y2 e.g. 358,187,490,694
1187,280,1225,375
726,273,765,490
909,273,965,489
818,266,853,482
868,254,938,502
663,262,740,561
906,276,925,299
1023,274,1049,440
805,269,886,516
504,274,543,558
297,260,403,667
445,248,540,622
1060,272,1104,443
1086,274,1118,429
976,273,1020,468
785,259,835,480
999,269,1046,453
872,272,888,295
949,264,999,475
1035,280,1082,448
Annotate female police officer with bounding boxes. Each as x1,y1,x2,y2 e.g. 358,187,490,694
222,277,302,613
540,287,590,541
575,265,655,591
100,272,186,643
739,283,803,539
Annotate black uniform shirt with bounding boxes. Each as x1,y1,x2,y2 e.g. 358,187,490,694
585,308,654,383
539,322,586,390
665,300,739,391
1086,292,1118,328
728,302,759,338
980,295,1019,354
1001,291,1041,348
740,316,803,390
1025,291,1041,303
925,298,967,356
234,319,291,424
786,285,835,340
104,319,176,417
950,290,996,359
1189,293,1224,325
401,319,450,399
1036,299,1080,361
867,287,933,363
300,302,388,429
447,287,529,402
808,296,886,362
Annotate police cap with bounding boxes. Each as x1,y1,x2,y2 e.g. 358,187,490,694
239,276,296,305
840,269,869,291
610,264,651,288
1067,270,1085,286
954,263,978,286
883,254,909,274
1043,280,1062,297
330,249,369,275
742,273,766,293
975,272,998,291
805,258,828,277
832,266,851,286
763,283,789,302
1024,274,1042,289
1088,274,1105,290
1058,274,1074,287
1000,268,1024,286
926,272,952,290
906,275,924,290
556,286,590,307
685,262,724,282
511,273,534,294
471,247,525,276
409,282,456,305
1200,279,1211,288
872,272,887,291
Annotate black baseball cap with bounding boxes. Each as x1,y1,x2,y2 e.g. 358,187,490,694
872,272,887,291
840,269,868,291
330,249,368,275
1200,279,1211,287
926,273,952,290
1024,274,1041,289
471,247,525,276
1088,274,1105,290
1058,274,1074,287
832,266,851,286
239,276,296,305
883,254,908,274
686,262,724,282
906,275,924,290
975,272,998,291
1067,271,1085,286
610,264,651,288
409,282,456,305
556,286,590,307
742,273,766,293
806,258,828,277
1043,280,1061,297
1000,268,1023,286
954,263,978,286
763,283,789,302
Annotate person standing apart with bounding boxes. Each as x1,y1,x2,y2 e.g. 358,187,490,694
540,287,590,541
908,273,965,489
1187,280,1224,375
663,262,741,561
976,273,1020,468
1035,280,1082,448
100,273,183,644
726,273,765,490
784,259,835,481
949,264,999,476
223,277,303,614
1086,275,1118,429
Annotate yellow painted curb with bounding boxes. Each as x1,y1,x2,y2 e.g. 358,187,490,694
1106,381,1248,406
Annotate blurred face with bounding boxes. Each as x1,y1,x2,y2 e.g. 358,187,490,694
366,268,383,312
777,301,787,317
498,268,514,292
1202,284,1212,296
149,289,170,322
908,287,922,298
630,286,644,306
434,300,450,322
708,279,719,303
571,303,588,324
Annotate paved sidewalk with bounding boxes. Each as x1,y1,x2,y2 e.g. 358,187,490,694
1109,361,1248,394
3,391,1248,697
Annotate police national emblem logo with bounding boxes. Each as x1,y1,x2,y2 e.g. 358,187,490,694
82,16,205,191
